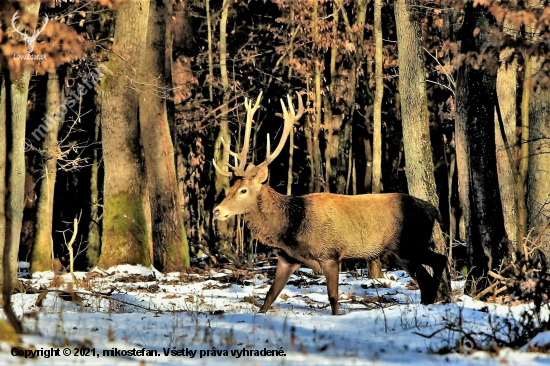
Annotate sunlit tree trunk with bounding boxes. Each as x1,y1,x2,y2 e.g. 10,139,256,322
312,0,323,192
1,68,23,333
31,72,63,272
213,0,237,261
140,0,190,272
395,0,445,252
0,76,6,284
97,0,152,269
287,7,295,195
495,48,518,246
368,0,384,279
523,5,548,257
372,0,383,195
528,60,550,261
0,3,40,288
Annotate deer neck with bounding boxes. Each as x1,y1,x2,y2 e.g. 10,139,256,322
243,185,306,254
243,185,289,248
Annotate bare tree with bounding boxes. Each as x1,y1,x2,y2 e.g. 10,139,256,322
139,0,190,271
97,0,152,269
31,72,63,272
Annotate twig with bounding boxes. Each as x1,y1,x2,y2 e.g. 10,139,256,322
488,271,507,281
473,282,499,300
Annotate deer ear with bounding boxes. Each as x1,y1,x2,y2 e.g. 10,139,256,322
254,165,269,184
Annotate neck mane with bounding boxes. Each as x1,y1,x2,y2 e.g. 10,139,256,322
243,185,306,250
243,185,287,246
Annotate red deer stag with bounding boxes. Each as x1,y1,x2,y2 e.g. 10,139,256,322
213,92,449,315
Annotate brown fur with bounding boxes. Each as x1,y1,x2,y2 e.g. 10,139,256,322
214,168,449,315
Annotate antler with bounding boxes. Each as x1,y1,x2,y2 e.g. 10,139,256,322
212,91,304,178
29,14,48,41
245,92,303,176
11,11,28,38
213,91,263,177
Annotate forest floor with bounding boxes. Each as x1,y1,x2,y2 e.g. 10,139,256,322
0,262,549,365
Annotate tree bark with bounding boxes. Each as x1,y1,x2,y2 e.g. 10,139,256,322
395,0,445,253
140,0,190,272
456,2,508,280
1,68,23,334
0,2,40,288
528,59,550,262
495,49,518,245
213,0,236,260
324,1,339,192
312,0,323,192
0,76,6,285
31,72,63,272
287,7,296,195
369,0,383,279
335,0,367,194
97,0,152,269
518,55,532,248
372,0,383,195
87,99,101,268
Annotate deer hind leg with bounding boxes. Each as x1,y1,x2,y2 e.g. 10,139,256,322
259,251,300,313
320,261,340,315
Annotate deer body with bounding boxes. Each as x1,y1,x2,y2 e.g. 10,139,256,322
213,92,449,315
245,185,440,263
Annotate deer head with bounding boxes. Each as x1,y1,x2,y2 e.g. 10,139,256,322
12,11,48,54
213,91,304,220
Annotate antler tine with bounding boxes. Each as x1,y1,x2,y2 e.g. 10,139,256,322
220,137,238,169
236,91,263,173
212,91,263,178
212,158,233,177
245,91,303,175
11,11,27,37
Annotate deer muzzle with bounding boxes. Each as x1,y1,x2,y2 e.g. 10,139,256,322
213,207,230,221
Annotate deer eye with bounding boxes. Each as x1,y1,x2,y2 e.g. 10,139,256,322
239,188,248,194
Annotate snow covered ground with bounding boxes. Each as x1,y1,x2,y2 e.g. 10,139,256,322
1,264,549,365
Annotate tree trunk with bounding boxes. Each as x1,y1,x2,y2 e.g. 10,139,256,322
1,67,23,333
0,2,40,288
518,57,531,248
456,2,508,281
312,0,323,193
369,0,383,278
97,0,152,269
528,59,550,262
213,0,236,260
287,7,295,195
495,49,518,246
334,0,367,194
0,76,6,285
87,100,101,268
324,1,339,192
31,72,63,273
395,0,445,254
372,0,383,195
140,0,190,272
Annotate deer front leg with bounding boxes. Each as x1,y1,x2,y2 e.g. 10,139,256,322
259,253,300,313
320,261,340,315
